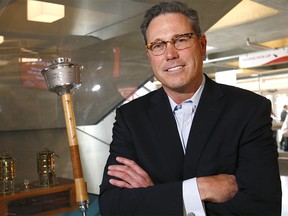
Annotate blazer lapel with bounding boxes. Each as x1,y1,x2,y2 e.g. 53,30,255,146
148,88,185,168
183,76,225,178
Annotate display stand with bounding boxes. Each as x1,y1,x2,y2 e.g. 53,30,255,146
0,178,78,216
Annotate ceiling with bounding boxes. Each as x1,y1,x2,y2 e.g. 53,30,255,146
0,0,288,130
0,0,287,80
204,0,288,80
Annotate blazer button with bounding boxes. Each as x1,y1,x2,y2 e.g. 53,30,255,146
187,213,195,216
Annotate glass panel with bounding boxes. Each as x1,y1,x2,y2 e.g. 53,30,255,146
0,0,154,131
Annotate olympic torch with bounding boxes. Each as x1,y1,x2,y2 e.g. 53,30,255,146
41,57,89,215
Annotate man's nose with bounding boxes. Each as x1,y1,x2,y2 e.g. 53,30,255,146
165,42,179,60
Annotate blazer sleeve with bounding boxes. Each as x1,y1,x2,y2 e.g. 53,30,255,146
99,107,184,215
206,97,282,215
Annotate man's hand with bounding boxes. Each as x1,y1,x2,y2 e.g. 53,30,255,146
108,157,154,188
197,174,238,203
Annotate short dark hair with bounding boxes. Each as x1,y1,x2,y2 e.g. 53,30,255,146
140,1,202,44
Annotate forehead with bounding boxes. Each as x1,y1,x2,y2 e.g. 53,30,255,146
146,13,193,42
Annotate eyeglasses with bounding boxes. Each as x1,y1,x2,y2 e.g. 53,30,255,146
146,32,198,56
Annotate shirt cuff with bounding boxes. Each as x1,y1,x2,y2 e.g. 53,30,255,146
183,178,206,216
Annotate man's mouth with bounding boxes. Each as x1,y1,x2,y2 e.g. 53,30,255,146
167,65,183,72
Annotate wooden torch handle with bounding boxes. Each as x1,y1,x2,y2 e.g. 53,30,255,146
61,93,89,203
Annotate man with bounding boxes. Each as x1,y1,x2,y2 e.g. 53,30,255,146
280,105,288,122
99,1,282,215
281,115,288,151
280,105,288,149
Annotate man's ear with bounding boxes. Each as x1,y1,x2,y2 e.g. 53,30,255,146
200,34,207,54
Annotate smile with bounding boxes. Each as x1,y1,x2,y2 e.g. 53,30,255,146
167,65,183,72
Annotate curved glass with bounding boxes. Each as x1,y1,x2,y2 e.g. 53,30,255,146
0,0,155,131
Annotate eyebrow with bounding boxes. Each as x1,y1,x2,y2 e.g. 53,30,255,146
148,33,186,43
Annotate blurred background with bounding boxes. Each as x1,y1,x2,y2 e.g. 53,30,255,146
0,0,287,215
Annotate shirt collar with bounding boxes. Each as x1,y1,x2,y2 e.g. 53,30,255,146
168,74,206,111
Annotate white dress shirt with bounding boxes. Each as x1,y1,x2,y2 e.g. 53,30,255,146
168,75,206,216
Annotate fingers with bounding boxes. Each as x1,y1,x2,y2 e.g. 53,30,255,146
116,157,144,173
109,178,133,189
108,157,154,188
116,157,152,180
108,168,145,188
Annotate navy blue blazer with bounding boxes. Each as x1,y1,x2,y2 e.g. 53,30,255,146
99,75,282,215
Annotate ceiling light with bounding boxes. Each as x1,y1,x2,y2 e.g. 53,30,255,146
27,0,65,23
92,84,101,92
19,57,41,63
0,36,4,44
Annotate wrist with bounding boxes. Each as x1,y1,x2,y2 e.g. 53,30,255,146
196,177,208,201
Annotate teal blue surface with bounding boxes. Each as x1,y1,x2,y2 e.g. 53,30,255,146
58,194,100,216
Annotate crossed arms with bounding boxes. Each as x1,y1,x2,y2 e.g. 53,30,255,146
108,156,238,203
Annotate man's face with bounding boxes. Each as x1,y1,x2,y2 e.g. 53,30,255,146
146,13,207,95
